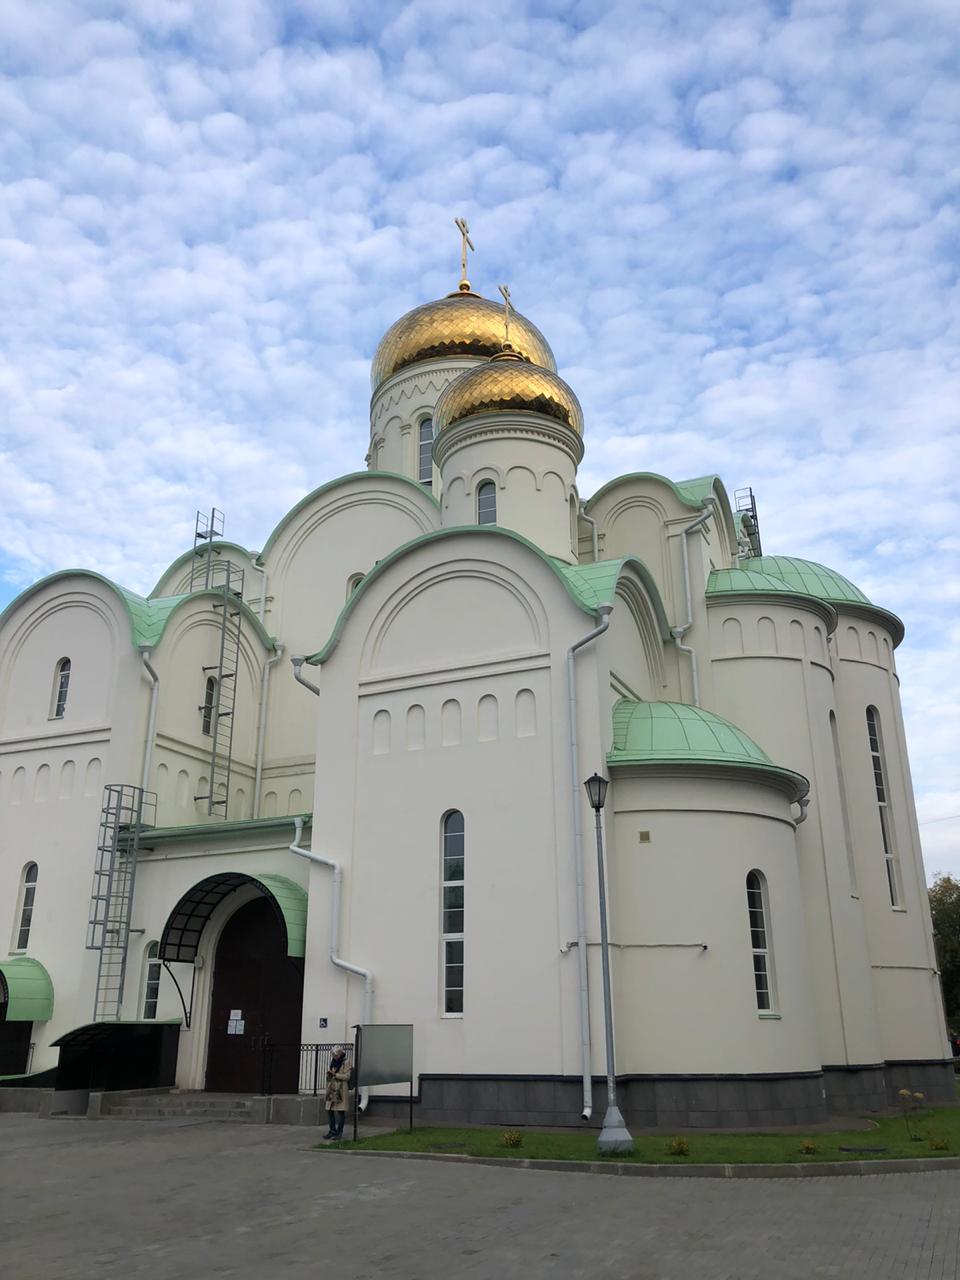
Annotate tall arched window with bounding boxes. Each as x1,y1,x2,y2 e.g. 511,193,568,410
201,676,217,736
441,811,465,1014
142,941,161,1019
50,657,71,719
477,481,496,526
418,418,434,486
13,863,38,952
866,706,902,907
746,871,776,1012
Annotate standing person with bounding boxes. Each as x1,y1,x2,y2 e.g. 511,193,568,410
323,1046,351,1139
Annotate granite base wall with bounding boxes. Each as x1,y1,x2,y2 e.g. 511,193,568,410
366,1072,830,1129
884,1060,956,1105
821,1065,888,1114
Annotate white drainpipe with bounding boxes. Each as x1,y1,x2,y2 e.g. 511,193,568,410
253,645,284,819
289,816,373,1110
290,655,321,697
579,502,599,562
139,651,160,795
566,602,614,1120
670,500,715,708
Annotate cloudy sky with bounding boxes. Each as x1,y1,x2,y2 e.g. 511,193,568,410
1,0,957,874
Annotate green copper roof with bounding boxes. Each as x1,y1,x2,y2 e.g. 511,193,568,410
607,699,808,797
675,475,722,506
587,471,719,511
0,571,275,654
742,556,870,605
707,568,810,597
149,541,255,598
0,957,54,1022
254,874,308,959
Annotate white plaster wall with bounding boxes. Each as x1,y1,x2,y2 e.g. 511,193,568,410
832,615,948,1061
303,532,636,1082
437,413,581,562
608,773,821,1074
257,475,440,810
707,599,884,1068
0,579,153,1069
369,359,481,481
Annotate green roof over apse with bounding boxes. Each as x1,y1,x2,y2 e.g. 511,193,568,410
553,558,672,638
607,699,808,798
0,957,54,1022
707,568,811,597
742,556,870,605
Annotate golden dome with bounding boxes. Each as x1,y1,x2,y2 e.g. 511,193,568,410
371,289,556,392
434,349,583,434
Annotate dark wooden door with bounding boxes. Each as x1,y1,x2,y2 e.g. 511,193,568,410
205,896,303,1093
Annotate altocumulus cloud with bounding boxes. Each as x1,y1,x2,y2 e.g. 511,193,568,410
0,0,957,873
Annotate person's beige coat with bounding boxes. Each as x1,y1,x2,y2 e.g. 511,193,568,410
324,1060,350,1111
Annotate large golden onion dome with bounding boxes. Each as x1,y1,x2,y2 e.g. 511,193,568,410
434,348,583,435
371,288,556,392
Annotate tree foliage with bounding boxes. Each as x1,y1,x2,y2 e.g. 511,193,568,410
929,874,960,1030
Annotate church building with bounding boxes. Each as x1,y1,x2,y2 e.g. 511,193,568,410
0,237,952,1128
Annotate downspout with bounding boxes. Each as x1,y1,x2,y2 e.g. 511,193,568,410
579,502,599,563
289,816,373,1110
567,601,614,1120
139,651,160,795
290,654,321,697
793,794,810,825
253,645,284,819
670,499,715,708
251,561,268,623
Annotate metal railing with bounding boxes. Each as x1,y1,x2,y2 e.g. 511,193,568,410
260,1040,346,1096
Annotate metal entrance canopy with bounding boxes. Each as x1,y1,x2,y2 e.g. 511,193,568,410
158,872,307,964
0,956,54,1022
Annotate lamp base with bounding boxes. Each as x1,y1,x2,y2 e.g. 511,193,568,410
597,1103,635,1155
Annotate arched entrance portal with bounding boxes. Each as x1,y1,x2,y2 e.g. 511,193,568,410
205,896,303,1093
158,872,307,1095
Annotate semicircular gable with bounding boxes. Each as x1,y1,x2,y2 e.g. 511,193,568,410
610,570,667,696
360,560,549,677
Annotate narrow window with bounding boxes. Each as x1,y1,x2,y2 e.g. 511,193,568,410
746,871,776,1012
441,811,465,1014
418,418,434,486
830,711,858,894
477,481,496,526
201,676,217,736
142,942,161,1019
14,863,38,952
51,657,71,719
866,707,902,907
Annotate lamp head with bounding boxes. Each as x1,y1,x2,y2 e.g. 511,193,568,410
584,772,609,812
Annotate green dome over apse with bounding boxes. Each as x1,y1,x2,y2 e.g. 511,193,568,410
607,700,809,798
706,567,811,597
741,556,870,606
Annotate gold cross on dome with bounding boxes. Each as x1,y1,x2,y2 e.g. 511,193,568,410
454,216,474,290
498,284,513,345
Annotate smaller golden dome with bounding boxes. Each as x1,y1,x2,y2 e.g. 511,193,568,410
371,291,556,391
434,349,583,434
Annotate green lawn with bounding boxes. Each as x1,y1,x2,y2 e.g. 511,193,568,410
320,1106,960,1164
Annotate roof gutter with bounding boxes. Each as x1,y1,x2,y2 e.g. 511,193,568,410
289,816,373,1111
566,601,614,1121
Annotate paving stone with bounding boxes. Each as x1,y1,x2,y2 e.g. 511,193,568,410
2,1114,959,1280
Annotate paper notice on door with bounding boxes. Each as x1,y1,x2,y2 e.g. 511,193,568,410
227,1018,245,1035
229,1009,242,1020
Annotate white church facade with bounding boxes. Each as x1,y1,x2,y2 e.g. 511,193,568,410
0,260,952,1127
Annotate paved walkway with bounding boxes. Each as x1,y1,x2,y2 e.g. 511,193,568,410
2,1115,959,1279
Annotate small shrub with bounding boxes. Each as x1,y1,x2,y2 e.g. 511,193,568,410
798,1139,818,1156
928,1134,950,1151
665,1136,689,1157
898,1088,926,1140
499,1129,523,1149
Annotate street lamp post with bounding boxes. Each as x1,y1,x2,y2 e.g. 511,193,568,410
584,772,634,1155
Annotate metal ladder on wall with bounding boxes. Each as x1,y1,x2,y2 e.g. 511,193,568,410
190,507,225,591
86,785,157,1022
194,558,245,818
734,487,763,560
